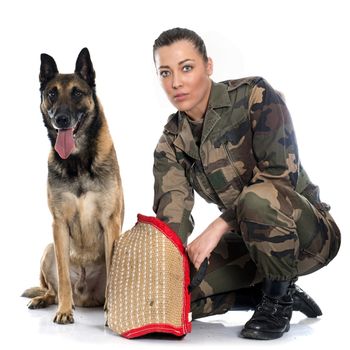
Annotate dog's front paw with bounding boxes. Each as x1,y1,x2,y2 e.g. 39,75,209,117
53,309,74,324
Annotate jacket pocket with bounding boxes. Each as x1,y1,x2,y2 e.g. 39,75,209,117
188,161,219,204
223,143,245,190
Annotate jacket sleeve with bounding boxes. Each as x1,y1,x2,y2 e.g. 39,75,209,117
153,133,195,245
248,78,299,188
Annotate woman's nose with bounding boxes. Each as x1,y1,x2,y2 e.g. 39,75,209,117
172,73,183,89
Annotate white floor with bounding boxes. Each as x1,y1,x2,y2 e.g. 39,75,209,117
2,274,346,350
1,208,347,349
2,201,347,350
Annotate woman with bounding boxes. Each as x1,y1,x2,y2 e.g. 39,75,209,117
152,28,340,340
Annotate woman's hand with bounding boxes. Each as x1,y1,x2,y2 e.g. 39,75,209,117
186,216,231,270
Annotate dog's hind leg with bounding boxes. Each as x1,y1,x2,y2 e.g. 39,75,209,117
22,243,58,309
25,283,56,309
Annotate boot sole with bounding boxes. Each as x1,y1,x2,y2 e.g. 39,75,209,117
240,324,290,340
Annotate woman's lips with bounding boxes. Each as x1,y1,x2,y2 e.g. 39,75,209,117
174,93,188,102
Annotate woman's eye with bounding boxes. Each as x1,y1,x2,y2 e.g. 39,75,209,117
183,65,193,72
160,70,170,78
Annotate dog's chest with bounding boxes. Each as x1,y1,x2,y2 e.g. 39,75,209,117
56,188,109,264
67,191,102,224
51,173,113,220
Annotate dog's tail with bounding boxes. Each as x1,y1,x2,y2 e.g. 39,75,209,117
21,287,47,298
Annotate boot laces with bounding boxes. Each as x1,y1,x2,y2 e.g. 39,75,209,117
253,296,291,327
257,296,278,314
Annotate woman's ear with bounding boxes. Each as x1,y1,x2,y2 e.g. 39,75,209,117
206,57,213,76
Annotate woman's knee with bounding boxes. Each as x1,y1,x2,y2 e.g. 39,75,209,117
237,182,292,226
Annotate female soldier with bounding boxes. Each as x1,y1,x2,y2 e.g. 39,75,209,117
152,27,340,340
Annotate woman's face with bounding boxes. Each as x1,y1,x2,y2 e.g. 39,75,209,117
154,40,213,120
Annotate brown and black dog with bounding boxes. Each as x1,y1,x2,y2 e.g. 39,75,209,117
22,48,124,324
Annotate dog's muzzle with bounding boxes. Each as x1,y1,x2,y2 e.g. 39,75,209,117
54,114,71,129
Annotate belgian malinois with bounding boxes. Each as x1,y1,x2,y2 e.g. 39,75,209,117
22,48,124,324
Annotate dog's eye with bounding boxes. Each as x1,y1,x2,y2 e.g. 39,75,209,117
47,89,57,99
72,88,83,98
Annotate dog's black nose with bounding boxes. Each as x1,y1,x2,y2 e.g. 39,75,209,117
55,114,71,129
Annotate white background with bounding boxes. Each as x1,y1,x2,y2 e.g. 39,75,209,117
0,0,348,348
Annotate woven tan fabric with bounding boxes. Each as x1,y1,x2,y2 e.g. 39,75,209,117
106,216,190,337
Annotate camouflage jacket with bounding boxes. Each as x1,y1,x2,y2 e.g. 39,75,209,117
153,77,319,244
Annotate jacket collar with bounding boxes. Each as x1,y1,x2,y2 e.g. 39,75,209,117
164,81,231,159
164,81,231,134
207,80,232,109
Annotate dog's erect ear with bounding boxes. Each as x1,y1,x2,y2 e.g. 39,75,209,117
40,53,58,89
75,48,96,88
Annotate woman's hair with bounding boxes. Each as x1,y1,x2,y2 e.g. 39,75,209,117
153,27,208,63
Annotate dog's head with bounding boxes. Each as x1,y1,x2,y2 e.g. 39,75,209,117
40,48,99,160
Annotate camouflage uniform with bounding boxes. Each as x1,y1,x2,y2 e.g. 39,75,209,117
153,77,341,319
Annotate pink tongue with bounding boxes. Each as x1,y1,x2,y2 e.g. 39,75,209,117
54,128,75,159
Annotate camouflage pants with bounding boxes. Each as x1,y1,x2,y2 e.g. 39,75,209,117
191,182,341,319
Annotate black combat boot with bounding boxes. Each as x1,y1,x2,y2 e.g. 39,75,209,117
290,282,322,317
240,279,293,340
232,282,322,318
